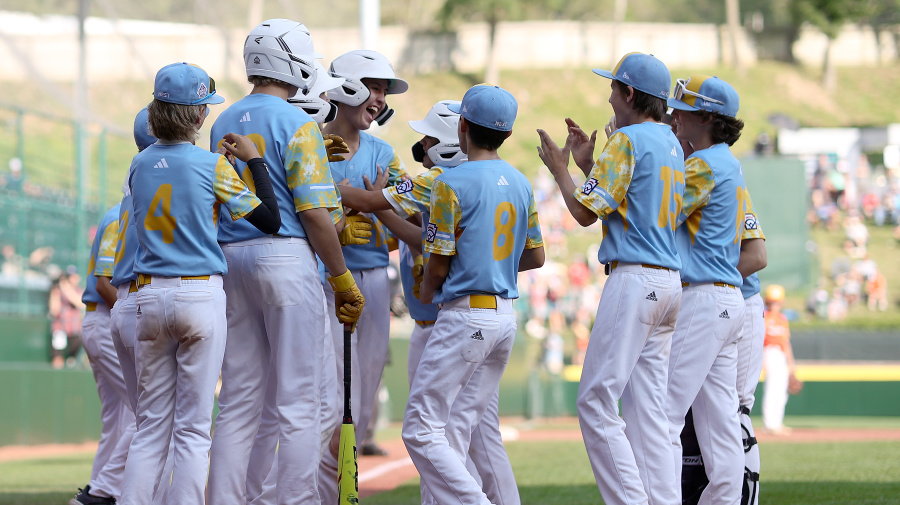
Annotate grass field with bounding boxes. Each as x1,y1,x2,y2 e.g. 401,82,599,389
2,418,899,505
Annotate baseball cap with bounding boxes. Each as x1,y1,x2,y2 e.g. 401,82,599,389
133,107,157,151
667,75,739,118
153,62,225,106
448,84,517,132
593,52,671,99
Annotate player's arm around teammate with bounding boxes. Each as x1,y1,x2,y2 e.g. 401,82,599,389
120,62,281,505
537,53,685,505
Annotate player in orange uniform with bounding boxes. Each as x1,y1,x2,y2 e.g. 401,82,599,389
762,284,795,435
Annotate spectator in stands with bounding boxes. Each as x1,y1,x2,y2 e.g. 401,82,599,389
4,157,23,193
1,245,23,277
48,265,84,368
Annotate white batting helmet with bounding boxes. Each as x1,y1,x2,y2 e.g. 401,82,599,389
409,100,466,167
288,61,345,123
244,19,320,91
328,50,408,125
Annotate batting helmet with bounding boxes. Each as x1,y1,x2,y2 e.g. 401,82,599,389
408,100,466,168
764,284,785,303
244,19,320,91
328,50,408,125
287,61,345,124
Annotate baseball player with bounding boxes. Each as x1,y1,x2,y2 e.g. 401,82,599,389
318,48,410,504
664,75,750,505
120,62,282,505
339,100,522,505
762,284,795,435
206,20,364,505
70,202,133,505
403,84,544,505
537,52,684,505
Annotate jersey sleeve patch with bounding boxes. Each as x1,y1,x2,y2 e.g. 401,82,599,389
574,132,635,219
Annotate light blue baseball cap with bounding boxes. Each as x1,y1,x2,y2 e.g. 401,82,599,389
667,75,740,118
593,52,671,99
133,107,157,152
153,62,225,106
448,84,517,132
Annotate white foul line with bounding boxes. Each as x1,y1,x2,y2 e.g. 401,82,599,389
358,457,414,483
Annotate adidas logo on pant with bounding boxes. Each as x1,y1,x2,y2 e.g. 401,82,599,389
719,310,730,319
646,291,657,301
470,330,484,340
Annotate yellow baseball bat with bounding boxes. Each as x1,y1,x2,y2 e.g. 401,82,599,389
338,323,359,504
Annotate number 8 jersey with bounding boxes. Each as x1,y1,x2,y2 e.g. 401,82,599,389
129,142,262,277
575,122,685,270
425,159,543,304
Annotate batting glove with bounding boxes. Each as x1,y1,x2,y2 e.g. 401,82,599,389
411,255,424,300
339,214,373,246
328,270,365,331
323,134,350,163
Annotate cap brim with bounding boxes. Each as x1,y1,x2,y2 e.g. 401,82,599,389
197,94,225,105
388,78,409,95
592,69,616,80
446,102,462,114
666,98,699,111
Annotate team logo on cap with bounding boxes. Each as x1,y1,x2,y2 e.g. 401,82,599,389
425,223,437,243
582,178,599,195
494,120,507,128
198,83,208,99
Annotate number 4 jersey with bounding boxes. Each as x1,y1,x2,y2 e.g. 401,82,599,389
129,142,261,277
575,122,685,270
424,159,542,304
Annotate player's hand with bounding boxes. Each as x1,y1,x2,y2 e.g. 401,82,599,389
339,214,373,246
221,133,263,163
412,255,424,300
565,118,597,173
323,134,350,162
327,270,365,331
363,165,388,192
788,371,804,395
603,115,617,139
536,129,570,178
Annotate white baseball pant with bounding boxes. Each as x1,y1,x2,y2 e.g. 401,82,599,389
247,297,338,505
319,266,391,505
577,264,681,505
736,293,764,505
410,322,521,505
81,303,135,500
110,284,174,505
403,295,517,505
120,275,227,505
762,346,789,431
208,236,325,505
667,283,746,505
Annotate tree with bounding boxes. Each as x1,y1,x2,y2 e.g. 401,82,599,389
437,0,525,84
789,0,871,91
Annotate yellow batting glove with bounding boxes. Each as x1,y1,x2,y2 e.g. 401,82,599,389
338,214,373,246
323,134,350,162
412,255,424,301
327,270,365,331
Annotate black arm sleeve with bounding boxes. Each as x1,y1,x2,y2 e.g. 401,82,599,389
243,158,282,234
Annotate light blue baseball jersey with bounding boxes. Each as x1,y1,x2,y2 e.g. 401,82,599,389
386,166,446,322
329,131,409,270
739,191,766,298
575,122,684,270
211,93,340,243
424,160,543,304
675,143,747,286
111,181,139,287
82,204,121,304
129,142,261,276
